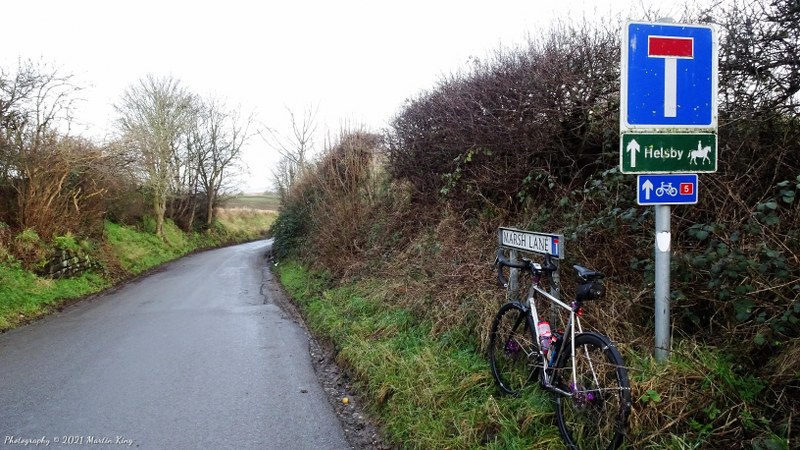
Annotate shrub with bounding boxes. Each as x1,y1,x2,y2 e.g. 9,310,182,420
12,228,47,269
386,21,619,213
270,129,386,272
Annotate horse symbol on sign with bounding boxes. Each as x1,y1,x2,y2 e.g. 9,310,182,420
688,141,712,165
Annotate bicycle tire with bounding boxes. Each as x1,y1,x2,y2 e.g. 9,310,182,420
488,302,540,395
554,332,631,450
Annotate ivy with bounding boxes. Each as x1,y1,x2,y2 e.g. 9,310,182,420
673,175,800,343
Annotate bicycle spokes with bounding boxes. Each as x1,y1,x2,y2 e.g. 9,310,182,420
555,333,630,450
489,302,540,395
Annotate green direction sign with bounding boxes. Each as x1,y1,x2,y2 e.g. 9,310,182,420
620,133,717,174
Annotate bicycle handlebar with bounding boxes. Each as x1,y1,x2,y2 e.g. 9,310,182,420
495,248,606,301
495,248,530,270
495,249,529,287
494,249,559,287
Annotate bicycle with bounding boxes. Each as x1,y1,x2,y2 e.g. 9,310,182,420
655,182,678,197
489,249,631,450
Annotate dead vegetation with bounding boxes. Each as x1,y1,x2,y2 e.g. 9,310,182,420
271,1,799,448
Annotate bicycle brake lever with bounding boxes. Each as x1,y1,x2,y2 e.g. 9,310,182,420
496,261,508,287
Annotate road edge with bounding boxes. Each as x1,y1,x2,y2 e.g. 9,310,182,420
259,250,396,450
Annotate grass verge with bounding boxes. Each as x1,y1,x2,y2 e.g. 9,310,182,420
277,258,793,449
0,209,276,332
277,259,566,450
0,261,109,330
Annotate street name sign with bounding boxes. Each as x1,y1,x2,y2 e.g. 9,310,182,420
621,133,717,173
637,174,698,205
498,227,564,260
621,21,718,131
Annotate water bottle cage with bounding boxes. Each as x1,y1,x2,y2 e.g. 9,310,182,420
547,333,562,367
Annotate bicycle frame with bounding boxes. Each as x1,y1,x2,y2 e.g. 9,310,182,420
522,263,604,399
496,249,607,398
526,279,577,395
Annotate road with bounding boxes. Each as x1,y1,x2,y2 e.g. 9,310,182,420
0,240,350,449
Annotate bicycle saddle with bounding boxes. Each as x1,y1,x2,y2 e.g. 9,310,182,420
573,265,604,281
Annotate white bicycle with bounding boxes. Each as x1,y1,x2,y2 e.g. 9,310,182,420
489,249,632,450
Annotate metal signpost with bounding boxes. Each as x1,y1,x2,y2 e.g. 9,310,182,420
621,20,718,362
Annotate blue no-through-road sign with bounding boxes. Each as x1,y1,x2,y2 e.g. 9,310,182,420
637,174,698,205
621,21,717,131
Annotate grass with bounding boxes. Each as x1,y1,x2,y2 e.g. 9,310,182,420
0,210,275,332
277,257,795,450
277,259,566,449
105,220,190,274
223,192,281,211
0,260,108,330
624,342,787,450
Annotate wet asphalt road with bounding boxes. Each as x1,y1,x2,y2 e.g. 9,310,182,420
0,240,350,449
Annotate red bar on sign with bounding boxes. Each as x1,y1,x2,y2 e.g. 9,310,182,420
680,183,694,195
648,36,693,58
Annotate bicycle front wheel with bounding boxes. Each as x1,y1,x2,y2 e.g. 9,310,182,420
554,332,631,450
488,302,539,395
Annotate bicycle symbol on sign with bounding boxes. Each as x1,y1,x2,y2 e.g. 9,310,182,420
655,182,678,197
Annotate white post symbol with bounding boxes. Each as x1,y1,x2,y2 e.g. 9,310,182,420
648,36,694,118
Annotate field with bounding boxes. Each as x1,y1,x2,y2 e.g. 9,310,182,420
222,193,281,211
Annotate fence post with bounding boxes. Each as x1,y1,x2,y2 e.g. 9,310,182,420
508,250,519,301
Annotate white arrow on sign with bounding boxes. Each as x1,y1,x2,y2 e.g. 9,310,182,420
642,178,654,200
627,139,641,168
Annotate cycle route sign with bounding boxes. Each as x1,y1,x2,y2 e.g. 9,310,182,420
620,21,718,174
637,174,698,205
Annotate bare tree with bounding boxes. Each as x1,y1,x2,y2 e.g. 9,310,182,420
114,75,195,237
716,0,800,117
0,59,85,232
192,97,251,225
262,105,318,202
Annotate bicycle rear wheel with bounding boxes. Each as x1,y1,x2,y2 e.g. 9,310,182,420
554,332,631,450
488,302,539,395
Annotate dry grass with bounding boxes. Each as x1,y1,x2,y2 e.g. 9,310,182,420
274,121,798,448
215,207,276,235
223,193,281,211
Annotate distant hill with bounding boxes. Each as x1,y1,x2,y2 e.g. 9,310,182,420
223,193,280,211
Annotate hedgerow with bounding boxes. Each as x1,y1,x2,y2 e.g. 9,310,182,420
273,1,799,448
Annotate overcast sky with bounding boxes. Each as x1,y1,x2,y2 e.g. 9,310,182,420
1,0,681,192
